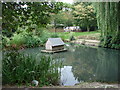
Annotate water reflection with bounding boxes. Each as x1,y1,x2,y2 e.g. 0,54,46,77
21,44,120,86
59,66,79,86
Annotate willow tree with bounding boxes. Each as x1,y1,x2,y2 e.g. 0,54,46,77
93,2,120,49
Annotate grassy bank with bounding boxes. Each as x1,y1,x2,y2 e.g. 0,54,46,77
57,31,100,40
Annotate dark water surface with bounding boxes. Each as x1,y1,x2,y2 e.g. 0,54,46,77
21,44,120,86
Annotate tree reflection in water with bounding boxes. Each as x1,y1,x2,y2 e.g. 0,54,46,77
66,44,119,83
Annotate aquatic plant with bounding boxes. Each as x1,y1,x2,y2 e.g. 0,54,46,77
2,51,61,86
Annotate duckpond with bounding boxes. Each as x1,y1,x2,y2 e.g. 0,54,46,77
21,43,120,86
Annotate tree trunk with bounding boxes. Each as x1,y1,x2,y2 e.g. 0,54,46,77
87,26,90,32
54,20,56,33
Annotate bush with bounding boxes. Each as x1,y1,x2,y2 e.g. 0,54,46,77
100,35,120,49
35,27,47,36
9,32,27,46
39,30,51,45
50,33,59,38
3,28,61,49
3,51,61,86
69,32,75,41
40,31,59,45
2,36,10,47
25,35,41,48
69,35,75,41
9,31,41,48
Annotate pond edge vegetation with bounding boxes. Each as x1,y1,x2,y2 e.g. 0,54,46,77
3,50,62,87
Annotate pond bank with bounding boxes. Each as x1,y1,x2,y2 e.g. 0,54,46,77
3,82,118,88
42,82,118,88
63,32,100,47
70,39,100,47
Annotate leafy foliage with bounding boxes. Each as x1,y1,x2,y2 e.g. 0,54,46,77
72,2,97,31
2,28,59,49
2,35,10,49
2,2,64,37
3,51,61,86
93,2,120,49
51,3,75,27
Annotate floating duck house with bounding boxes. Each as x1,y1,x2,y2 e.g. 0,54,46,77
41,38,67,53
45,38,65,51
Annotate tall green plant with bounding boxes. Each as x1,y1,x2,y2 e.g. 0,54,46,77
3,51,61,86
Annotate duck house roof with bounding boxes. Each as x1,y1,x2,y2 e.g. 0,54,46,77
47,38,65,46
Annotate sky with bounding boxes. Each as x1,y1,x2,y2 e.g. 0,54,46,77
21,0,74,8
58,0,74,4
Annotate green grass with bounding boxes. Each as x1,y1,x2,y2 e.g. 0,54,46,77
57,31,100,40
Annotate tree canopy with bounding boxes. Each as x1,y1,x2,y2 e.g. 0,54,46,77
72,2,97,31
2,2,63,37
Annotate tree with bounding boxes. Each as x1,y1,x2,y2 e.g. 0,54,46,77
51,10,75,27
72,2,97,32
0,2,2,17
50,3,75,32
2,2,63,37
93,2,120,49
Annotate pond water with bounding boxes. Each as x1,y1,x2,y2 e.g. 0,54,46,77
21,44,120,86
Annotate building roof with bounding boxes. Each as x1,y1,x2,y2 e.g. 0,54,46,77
47,38,65,46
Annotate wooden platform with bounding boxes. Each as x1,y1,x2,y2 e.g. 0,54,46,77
41,49,67,54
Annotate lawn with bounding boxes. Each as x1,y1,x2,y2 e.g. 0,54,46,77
57,31,100,40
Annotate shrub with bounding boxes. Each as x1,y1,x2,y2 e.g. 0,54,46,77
50,33,59,38
69,32,75,41
3,27,61,49
69,35,75,41
35,27,47,36
3,51,61,86
39,30,51,45
100,35,120,49
2,36,10,48
9,31,41,48
9,32,27,46
25,35,41,48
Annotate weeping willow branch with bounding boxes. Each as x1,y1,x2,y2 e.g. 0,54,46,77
93,2,120,49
